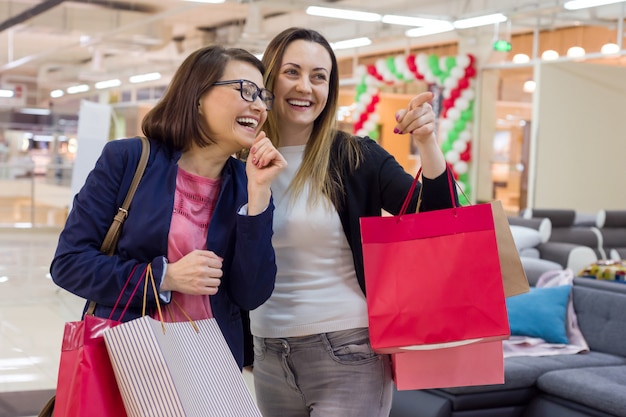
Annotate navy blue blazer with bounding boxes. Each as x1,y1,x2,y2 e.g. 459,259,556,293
51,137,276,368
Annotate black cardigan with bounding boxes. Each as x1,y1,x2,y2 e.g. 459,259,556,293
331,134,456,295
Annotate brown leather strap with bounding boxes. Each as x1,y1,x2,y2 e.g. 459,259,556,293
100,136,150,255
86,136,150,316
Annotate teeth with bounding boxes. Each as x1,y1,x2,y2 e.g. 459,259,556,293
288,100,311,107
236,117,258,128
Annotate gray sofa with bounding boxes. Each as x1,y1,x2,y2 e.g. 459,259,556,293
389,278,626,417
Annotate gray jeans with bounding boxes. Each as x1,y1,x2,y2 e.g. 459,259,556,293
252,328,393,417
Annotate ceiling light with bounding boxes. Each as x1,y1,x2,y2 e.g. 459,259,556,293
405,23,454,38
20,108,51,115
454,13,507,29
330,37,372,50
382,15,450,27
50,89,64,98
523,80,536,93
512,53,530,63
183,0,226,3
541,49,559,60
567,46,586,57
601,42,620,54
564,0,626,10
66,84,90,94
306,6,381,22
129,72,161,83
0,89,14,98
95,79,122,89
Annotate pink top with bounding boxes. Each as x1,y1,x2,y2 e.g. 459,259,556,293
156,167,221,322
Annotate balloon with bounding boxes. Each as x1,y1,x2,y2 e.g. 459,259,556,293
354,121,364,131
363,120,376,132
359,113,368,123
406,54,417,71
355,65,367,77
443,77,457,90
455,97,469,110
447,108,461,121
371,94,380,104
461,88,475,100
454,160,468,174
453,139,468,153
445,56,457,71
454,119,466,132
367,65,378,76
461,108,473,122
355,102,366,114
460,149,471,161
456,54,470,69
459,173,469,183
360,93,372,105
428,54,442,76
450,66,464,79
450,88,461,100
369,129,379,140
424,72,437,84
439,118,454,131
366,103,376,113
447,129,459,142
458,77,469,89
465,66,476,78
445,150,460,164
369,112,380,123
459,131,471,142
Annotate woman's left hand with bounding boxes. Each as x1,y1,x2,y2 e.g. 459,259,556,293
394,91,436,145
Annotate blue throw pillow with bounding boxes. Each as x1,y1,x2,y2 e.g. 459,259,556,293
506,285,572,344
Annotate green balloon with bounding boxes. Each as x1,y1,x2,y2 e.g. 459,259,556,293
369,129,379,141
356,83,367,94
461,109,473,122
386,56,397,74
445,56,456,71
459,173,469,183
447,130,459,142
441,140,453,153
454,119,466,132
427,54,442,76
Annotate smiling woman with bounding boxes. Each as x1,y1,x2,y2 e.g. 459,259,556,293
46,45,287,415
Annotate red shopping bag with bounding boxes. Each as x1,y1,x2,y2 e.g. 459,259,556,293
391,341,504,390
54,315,126,417
359,169,509,353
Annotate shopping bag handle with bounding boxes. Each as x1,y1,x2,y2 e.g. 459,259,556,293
398,164,457,217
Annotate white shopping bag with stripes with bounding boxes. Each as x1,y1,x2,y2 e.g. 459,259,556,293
104,315,261,417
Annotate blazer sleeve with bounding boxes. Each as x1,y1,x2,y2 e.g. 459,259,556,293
50,138,165,319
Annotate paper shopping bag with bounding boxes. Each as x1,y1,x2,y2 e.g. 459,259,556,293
360,192,510,353
491,200,530,297
392,340,504,390
104,316,262,417
53,315,126,417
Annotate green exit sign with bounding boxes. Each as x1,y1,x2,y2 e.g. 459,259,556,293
493,40,512,52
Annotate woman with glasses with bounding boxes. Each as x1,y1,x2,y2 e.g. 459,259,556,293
51,45,287,369
248,28,456,416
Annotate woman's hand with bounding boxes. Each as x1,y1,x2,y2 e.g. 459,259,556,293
246,131,287,215
394,91,446,178
394,91,436,144
161,250,223,295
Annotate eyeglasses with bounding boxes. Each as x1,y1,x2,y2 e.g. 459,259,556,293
212,79,274,110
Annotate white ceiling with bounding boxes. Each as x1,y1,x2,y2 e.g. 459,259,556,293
1,0,625,106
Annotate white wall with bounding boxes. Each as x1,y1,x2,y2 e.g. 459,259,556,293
529,61,626,211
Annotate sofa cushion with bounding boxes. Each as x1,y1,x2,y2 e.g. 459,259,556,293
537,365,626,417
573,280,626,357
440,351,626,395
506,285,571,344
510,225,542,250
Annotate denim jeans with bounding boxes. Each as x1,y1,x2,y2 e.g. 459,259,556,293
253,328,393,417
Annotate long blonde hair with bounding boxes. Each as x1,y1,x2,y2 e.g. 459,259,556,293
262,27,361,207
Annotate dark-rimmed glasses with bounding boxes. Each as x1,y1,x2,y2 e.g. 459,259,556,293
212,79,274,110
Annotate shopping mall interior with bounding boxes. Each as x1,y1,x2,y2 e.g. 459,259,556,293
1,0,626,416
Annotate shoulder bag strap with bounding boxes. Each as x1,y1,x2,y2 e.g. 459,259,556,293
86,136,150,315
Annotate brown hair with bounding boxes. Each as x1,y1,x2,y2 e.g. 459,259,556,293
142,46,264,151
262,27,360,206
